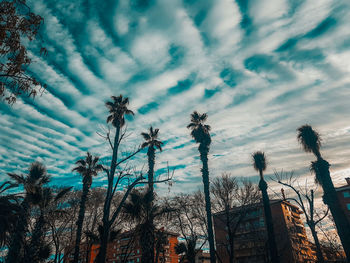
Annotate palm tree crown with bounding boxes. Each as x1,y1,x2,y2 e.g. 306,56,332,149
297,125,321,158
141,126,163,151
105,95,134,128
8,162,50,201
252,151,267,175
187,111,211,145
72,152,104,187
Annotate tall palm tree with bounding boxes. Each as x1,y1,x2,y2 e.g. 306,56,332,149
140,126,163,262
187,111,215,263
123,189,171,263
6,162,50,263
72,152,103,263
25,186,72,263
98,95,134,263
297,125,350,259
252,152,279,263
141,126,163,194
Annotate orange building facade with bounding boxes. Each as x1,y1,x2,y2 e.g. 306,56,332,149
335,177,350,225
64,229,179,263
214,199,316,263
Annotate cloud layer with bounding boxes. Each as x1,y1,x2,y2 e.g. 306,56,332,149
1,0,350,198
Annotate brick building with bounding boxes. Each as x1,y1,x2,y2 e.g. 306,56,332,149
214,199,316,263
335,177,350,224
64,229,179,263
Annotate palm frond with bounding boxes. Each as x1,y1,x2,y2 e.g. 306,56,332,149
29,162,47,181
141,132,151,141
297,124,321,155
54,187,72,202
252,151,267,172
7,173,25,184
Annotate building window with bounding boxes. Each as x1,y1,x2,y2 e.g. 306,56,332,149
343,191,350,198
137,258,140,262
347,203,350,210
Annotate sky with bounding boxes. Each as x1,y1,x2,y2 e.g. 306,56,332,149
1,0,350,202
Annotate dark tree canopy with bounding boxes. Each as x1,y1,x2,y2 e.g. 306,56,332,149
252,151,267,173
297,124,321,157
0,0,46,104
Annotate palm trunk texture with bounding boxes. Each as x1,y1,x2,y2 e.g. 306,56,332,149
73,182,90,263
258,176,279,263
199,144,216,263
314,158,350,261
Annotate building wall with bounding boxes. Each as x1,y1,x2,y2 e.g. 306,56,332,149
214,200,316,263
335,179,350,225
64,230,178,263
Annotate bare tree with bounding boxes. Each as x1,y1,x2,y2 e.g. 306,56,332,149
96,95,172,263
318,215,346,262
275,170,329,263
168,193,207,263
211,174,260,263
0,0,47,104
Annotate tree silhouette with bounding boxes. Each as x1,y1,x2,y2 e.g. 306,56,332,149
72,152,103,263
141,126,163,194
0,0,47,104
211,174,260,263
175,236,198,263
0,181,20,247
6,162,50,263
297,125,350,259
275,171,327,263
252,152,279,263
97,94,141,263
123,189,172,263
187,111,215,263
25,186,72,263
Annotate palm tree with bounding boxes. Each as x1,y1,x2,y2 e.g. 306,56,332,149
123,189,171,263
187,111,215,263
6,162,50,263
141,126,163,194
72,152,103,263
98,95,134,263
252,152,279,263
140,126,163,262
25,186,72,263
297,125,350,259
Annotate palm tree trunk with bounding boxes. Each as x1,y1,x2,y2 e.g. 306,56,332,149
258,176,279,263
73,183,90,263
199,144,216,263
98,124,121,263
141,221,155,263
6,198,30,263
147,147,155,194
314,158,350,260
147,147,156,262
309,223,324,263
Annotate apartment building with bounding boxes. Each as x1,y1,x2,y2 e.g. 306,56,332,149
64,229,179,263
335,177,350,224
214,199,316,263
